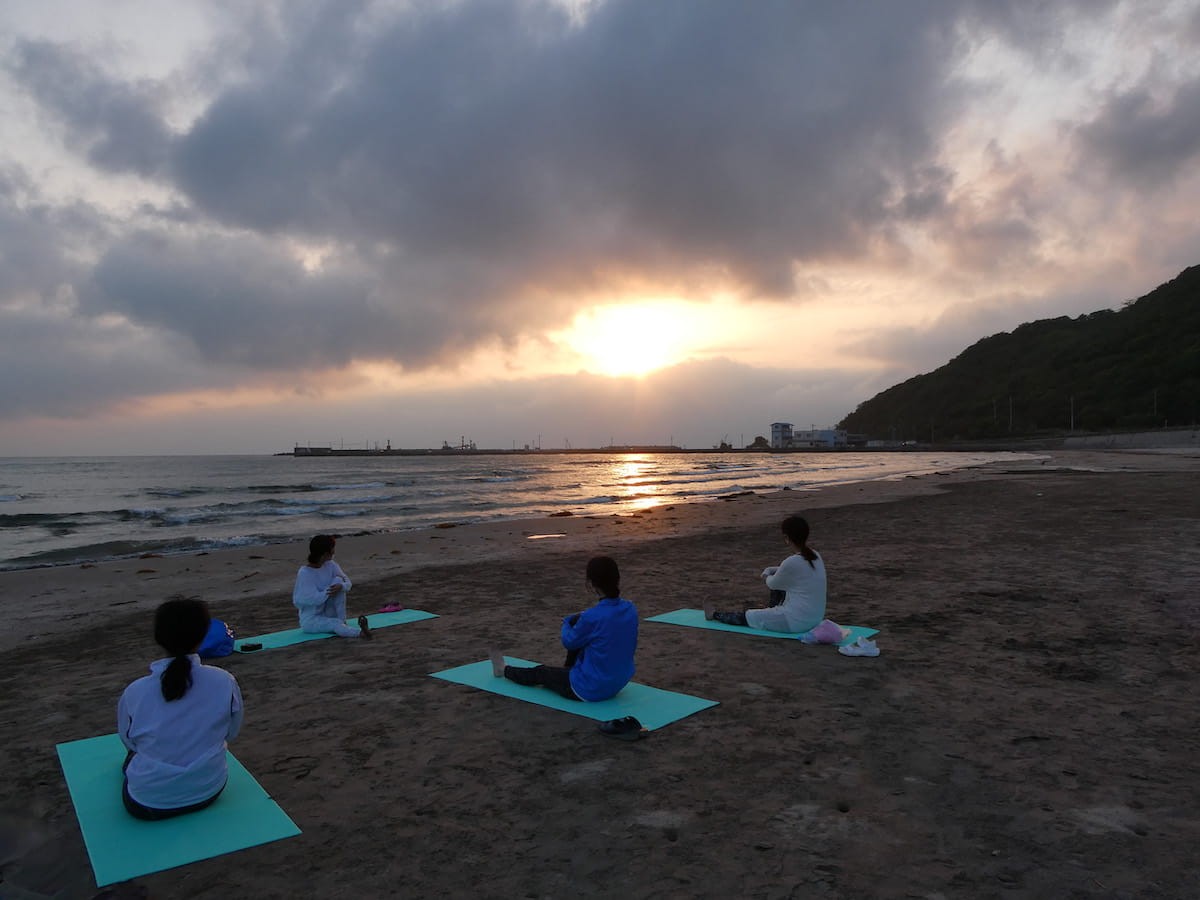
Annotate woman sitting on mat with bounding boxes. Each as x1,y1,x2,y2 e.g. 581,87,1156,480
118,597,244,820
293,534,371,639
490,555,638,701
705,514,827,633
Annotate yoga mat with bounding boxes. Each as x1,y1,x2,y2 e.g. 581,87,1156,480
234,609,438,651
57,733,300,887
431,658,718,731
645,608,878,646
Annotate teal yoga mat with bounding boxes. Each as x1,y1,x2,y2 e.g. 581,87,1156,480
431,658,718,731
57,733,300,888
645,608,878,645
234,609,438,651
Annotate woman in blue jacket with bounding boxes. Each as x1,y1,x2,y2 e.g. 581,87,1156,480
490,556,637,701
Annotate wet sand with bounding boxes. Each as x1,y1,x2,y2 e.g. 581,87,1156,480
2,449,1198,898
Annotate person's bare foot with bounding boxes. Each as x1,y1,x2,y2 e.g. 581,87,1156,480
703,602,716,621
488,648,506,678
358,615,372,640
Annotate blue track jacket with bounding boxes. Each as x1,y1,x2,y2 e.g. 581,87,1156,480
561,596,638,701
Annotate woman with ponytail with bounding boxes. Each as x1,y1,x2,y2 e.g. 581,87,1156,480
705,515,828,634
489,555,638,702
118,597,244,820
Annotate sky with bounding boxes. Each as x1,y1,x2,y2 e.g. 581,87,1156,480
2,0,1199,455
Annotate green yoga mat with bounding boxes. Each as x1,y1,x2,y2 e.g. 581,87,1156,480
57,733,300,887
645,608,878,645
234,609,438,651
431,658,718,731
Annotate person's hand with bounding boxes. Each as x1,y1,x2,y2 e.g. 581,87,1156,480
762,566,778,579
327,581,343,595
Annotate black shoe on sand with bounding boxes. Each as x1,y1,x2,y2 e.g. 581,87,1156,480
599,716,646,741
358,615,372,640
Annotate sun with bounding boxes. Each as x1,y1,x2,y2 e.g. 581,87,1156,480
560,302,696,377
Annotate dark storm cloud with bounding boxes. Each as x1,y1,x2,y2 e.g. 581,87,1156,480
170,0,969,296
13,0,987,311
0,166,81,297
7,40,172,176
1074,78,1200,187
0,306,205,418
84,230,377,369
80,229,549,372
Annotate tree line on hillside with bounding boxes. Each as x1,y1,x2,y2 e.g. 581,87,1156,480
838,265,1200,442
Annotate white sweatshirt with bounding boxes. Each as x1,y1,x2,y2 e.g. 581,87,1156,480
118,655,243,809
746,552,827,633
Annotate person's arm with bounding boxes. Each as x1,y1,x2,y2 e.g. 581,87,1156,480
226,677,244,742
117,690,136,752
561,609,597,650
332,561,351,592
764,555,803,591
761,565,779,579
292,567,327,608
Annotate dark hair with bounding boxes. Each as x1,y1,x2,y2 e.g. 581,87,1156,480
154,597,211,702
307,534,336,566
586,555,621,598
781,515,818,568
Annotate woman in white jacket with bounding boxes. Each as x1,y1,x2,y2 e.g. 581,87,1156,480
119,597,243,819
705,515,827,633
292,535,371,639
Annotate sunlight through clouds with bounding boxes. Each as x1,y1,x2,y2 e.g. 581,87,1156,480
555,301,703,378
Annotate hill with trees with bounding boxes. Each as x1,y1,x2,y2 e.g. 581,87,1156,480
838,265,1200,442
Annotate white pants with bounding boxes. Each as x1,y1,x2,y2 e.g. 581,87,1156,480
299,592,361,638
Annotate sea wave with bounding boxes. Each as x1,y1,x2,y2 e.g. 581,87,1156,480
0,450,1039,570
0,512,73,528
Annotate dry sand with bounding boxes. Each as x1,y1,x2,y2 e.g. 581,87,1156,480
1,449,1198,898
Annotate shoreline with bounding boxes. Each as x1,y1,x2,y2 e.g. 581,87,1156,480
0,448,1040,574
3,448,1193,655
1,447,1199,897
1,454,1032,653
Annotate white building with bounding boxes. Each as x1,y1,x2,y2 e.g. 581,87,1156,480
770,422,848,449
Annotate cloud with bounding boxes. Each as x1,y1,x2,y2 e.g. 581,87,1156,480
1074,77,1200,187
16,1,977,300
7,39,173,176
1,0,1198,443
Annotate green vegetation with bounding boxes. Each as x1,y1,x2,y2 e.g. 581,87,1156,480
838,265,1200,441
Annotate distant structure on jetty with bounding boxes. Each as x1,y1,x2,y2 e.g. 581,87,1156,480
290,443,690,457
287,424,884,457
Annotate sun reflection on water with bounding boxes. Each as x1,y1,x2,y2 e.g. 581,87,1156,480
607,455,664,512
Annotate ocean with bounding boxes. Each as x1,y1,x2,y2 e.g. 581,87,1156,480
0,451,1034,570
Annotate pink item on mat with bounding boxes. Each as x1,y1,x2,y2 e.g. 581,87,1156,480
804,619,846,644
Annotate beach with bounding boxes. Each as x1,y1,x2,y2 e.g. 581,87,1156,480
2,448,1198,898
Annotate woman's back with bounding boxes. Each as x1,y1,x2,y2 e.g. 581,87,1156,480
119,655,242,809
751,552,827,632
